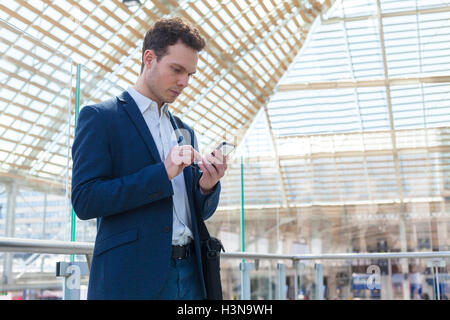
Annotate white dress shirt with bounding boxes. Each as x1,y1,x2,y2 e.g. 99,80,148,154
127,87,193,245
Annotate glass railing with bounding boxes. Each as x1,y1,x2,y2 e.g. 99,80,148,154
0,18,74,297
0,19,123,296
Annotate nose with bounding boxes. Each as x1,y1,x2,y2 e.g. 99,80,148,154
177,73,189,88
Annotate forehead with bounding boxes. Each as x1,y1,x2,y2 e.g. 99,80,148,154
161,41,199,73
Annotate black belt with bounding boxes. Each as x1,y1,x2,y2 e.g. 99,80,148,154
171,242,194,260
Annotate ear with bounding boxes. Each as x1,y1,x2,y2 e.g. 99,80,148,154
143,49,156,69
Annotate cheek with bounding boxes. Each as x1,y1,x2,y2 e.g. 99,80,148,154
147,72,164,91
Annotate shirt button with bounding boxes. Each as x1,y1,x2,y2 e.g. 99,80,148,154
164,226,171,233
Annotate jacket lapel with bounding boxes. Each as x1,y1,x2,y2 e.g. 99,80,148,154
118,90,161,163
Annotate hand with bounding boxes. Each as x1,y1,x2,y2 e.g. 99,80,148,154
198,149,228,194
164,145,202,180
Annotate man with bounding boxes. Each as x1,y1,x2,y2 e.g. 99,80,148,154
71,17,227,299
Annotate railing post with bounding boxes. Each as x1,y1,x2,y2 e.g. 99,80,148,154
56,261,89,300
3,182,17,286
314,263,324,300
276,263,286,300
293,260,298,300
239,261,254,300
427,259,446,300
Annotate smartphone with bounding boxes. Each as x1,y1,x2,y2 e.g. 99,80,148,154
215,141,235,157
192,141,235,168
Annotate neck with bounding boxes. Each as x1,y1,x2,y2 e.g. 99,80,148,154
134,77,164,111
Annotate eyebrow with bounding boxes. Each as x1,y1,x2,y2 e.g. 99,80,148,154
171,63,196,75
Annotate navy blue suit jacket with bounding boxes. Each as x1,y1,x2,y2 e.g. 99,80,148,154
71,91,221,299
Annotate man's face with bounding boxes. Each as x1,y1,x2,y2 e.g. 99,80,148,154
142,40,198,106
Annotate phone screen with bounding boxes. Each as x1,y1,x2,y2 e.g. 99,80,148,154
216,141,235,157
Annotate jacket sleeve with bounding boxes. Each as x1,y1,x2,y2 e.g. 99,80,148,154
194,174,221,221
71,105,174,221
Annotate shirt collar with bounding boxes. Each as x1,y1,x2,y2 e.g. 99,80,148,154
127,86,169,117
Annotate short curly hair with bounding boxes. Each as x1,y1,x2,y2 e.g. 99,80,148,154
140,17,206,73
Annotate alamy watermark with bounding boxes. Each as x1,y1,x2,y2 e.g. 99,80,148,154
366,265,381,290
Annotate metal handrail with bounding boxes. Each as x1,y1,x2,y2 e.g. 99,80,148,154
0,237,93,255
223,251,450,260
1,236,449,261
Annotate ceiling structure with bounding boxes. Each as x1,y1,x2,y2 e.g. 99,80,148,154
219,0,450,211
0,0,334,190
1,0,450,250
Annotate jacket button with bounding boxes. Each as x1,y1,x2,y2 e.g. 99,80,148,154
164,226,171,233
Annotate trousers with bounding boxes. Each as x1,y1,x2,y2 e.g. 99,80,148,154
154,249,205,300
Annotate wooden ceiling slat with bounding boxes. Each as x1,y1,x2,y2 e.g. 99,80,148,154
150,0,171,15
0,147,37,163
0,98,64,132
17,0,100,53
0,68,67,104
231,1,254,28
174,96,230,134
0,123,68,152
140,6,160,21
221,2,250,41
194,59,251,118
0,38,72,89
2,83,66,115
179,8,268,102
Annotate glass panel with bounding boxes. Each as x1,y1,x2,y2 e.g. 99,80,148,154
295,256,450,300
219,258,242,300
0,18,74,298
68,65,125,244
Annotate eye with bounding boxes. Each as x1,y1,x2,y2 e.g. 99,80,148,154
172,67,181,73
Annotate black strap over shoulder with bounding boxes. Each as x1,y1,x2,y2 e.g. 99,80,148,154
170,114,224,300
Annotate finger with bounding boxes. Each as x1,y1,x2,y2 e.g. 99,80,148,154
206,153,225,172
181,154,193,166
179,145,191,156
204,157,220,179
207,154,226,178
199,157,215,178
197,161,206,172
181,145,201,164
211,149,225,165
212,148,223,158
168,145,177,159
192,149,203,164
173,152,183,166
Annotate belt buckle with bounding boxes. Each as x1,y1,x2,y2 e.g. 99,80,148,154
174,244,189,260
178,248,188,260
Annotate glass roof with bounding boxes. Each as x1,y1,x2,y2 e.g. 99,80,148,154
0,0,331,187
219,0,450,209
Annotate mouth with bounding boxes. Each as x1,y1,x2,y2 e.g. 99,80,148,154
169,89,180,97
